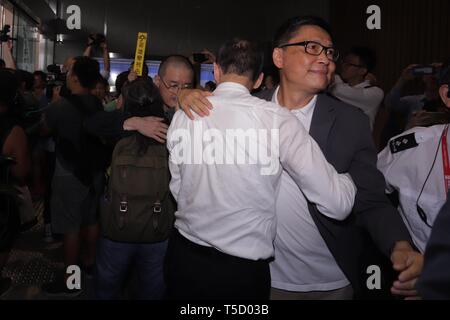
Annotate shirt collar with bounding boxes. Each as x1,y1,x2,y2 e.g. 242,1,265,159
214,82,250,95
272,85,318,115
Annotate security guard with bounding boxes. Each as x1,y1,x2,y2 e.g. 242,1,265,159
377,61,450,253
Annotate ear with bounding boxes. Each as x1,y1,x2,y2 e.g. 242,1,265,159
213,63,221,83
439,85,450,108
273,48,284,69
253,73,264,90
154,75,161,88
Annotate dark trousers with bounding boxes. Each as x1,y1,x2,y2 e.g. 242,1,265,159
94,237,168,300
166,229,270,300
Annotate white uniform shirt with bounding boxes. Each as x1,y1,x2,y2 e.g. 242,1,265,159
167,82,356,261
270,86,351,292
330,75,384,130
378,124,449,252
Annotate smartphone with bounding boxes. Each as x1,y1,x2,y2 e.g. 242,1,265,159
193,53,208,63
411,65,435,76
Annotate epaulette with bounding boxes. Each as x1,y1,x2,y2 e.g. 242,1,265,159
389,133,418,154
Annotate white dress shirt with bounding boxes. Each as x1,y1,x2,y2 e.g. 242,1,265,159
330,75,384,130
378,124,449,252
167,82,356,261
270,86,352,291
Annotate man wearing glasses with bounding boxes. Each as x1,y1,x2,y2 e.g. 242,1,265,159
329,47,384,130
177,15,423,300
85,55,194,143
154,55,194,122
263,15,421,300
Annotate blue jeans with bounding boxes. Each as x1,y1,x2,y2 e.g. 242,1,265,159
94,237,168,300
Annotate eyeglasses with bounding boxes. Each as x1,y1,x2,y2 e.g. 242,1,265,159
278,41,340,62
160,78,193,93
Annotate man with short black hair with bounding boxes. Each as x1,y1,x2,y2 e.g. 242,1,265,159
329,46,384,129
166,38,357,299
42,56,106,297
177,15,423,300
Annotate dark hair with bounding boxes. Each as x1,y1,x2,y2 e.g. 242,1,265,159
158,55,194,78
16,70,34,91
204,81,216,91
122,79,165,151
95,75,109,88
217,38,264,82
71,56,101,89
0,69,19,109
0,59,5,69
33,70,47,83
348,47,377,73
274,15,334,48
115,71,129,96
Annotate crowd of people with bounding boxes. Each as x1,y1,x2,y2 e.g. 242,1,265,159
1,14,449,300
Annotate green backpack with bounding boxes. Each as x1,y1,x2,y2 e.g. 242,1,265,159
100,135,175,243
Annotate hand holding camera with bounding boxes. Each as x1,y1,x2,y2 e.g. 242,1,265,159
400,63,443,81
87,33,106,48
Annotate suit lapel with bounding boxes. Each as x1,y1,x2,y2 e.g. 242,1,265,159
309,93,337,153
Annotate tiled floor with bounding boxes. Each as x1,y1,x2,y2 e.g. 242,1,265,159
1,200,92,300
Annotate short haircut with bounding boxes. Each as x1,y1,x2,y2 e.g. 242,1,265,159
216,38,264,82
274,15,334,48
158,55,194,78
71,56,101,89
115,71,129,95
348,47,377,73
16,70,34,91
33,70,47,83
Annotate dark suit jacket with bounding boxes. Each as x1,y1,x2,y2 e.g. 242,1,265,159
417,194,450,299
257,89,413,298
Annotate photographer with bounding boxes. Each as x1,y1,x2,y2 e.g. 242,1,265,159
41,56,108,297
84,34,110,80
385,63,443,126
1,24,17,70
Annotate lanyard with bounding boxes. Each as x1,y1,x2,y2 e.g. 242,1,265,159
442,125,450,198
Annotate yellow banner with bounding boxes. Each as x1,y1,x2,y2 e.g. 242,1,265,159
133,32,148,76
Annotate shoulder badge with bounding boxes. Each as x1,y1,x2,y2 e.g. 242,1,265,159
389,133,418,154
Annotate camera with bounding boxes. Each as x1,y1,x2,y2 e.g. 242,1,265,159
411,65,436,76
88,33,106,47
193,53,209,63
0,25,16,43
46,64,68,100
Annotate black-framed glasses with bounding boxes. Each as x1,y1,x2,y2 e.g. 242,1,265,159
278,40,340,62
160,78,193,93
